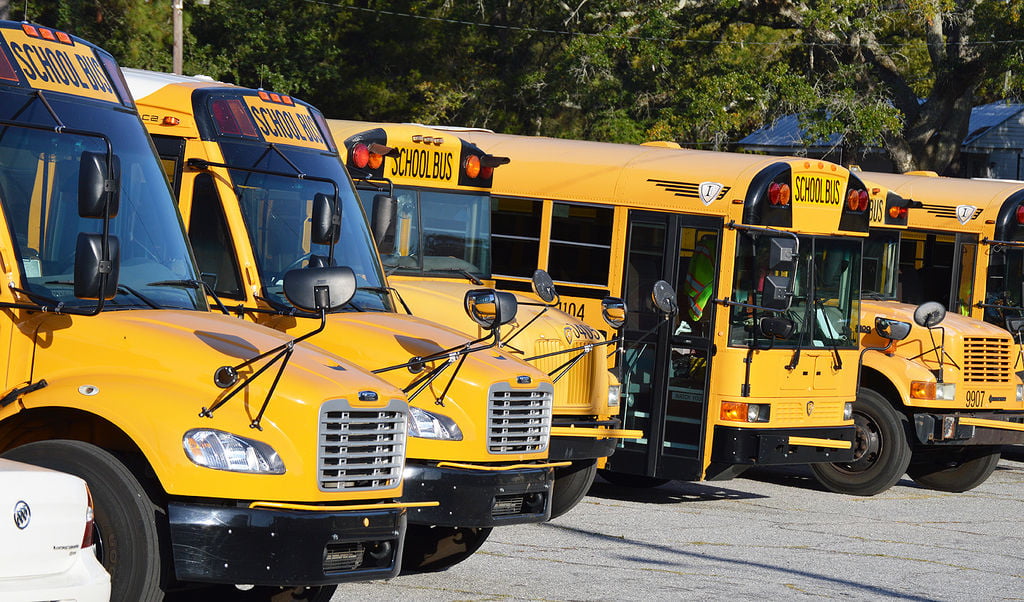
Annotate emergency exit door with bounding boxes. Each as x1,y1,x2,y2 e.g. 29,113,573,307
606,211,723,481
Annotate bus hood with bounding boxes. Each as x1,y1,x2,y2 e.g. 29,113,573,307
860,299,1014,343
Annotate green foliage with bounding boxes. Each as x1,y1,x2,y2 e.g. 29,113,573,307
8,0,1023,172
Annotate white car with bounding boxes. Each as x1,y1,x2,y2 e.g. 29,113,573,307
0,458,110,602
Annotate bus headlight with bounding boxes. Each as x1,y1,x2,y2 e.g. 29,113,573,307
183,429,285,474
910,381,956,401
408,406,463,440
721,401,770,423
607,384,621,407
1018,384,1023,402
843,402,854,421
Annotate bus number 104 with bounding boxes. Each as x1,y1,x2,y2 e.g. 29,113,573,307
557,301,585,320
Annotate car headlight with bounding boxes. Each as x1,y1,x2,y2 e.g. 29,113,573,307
607,384,621,407
183,429,285,474
910,381,956,401
843,402,854,421
408,406,463,440
1017,384,1023,402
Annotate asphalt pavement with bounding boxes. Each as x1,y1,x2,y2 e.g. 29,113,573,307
333,447,1024,601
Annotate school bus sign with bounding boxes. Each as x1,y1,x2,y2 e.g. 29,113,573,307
1,26,118,103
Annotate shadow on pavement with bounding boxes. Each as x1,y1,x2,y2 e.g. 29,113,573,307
587,475,767,504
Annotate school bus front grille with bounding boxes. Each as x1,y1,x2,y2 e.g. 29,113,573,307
532,339,596,409
962,336,1014,383
318,398,407,492
768,398,849,422
487,384,554,454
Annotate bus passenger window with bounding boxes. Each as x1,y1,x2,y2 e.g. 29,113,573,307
492,196,541,278
549,202,612,286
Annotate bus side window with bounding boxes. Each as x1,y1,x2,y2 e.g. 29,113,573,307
549,201,612,286
188,173,244,299
492,196,541,278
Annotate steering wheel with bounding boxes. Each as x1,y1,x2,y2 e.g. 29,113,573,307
270,252,313,284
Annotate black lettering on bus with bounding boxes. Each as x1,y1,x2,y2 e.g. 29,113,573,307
23,44,48,82
36,46,63,85
85,56,113,93
432,150,441,179
442,152,452,180
296,114,323,144
44,48,71,85
76,55,100,90
53,50,84,88
9,42,38,81
266,107,285,137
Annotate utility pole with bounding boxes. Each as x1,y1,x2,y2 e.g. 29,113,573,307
172,0,183,75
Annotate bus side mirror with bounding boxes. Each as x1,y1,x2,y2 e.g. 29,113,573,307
769,238,796,271
74,233,120,300
1005,316,1024,341
78,151,120,218
913,301,946,328
651,280,678,315
532,269,558,304
283,266,356,312
875,317,911,341
759,316,794,339
310,193,340,245
602,297,626,329
371,194,397,254
760,275,793,310
464,288,517,330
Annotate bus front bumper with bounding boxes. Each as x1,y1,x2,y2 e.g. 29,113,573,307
913,412,1024,446
712,425,856,467
548,418,627,461
401,461,552,528
167,501,404,586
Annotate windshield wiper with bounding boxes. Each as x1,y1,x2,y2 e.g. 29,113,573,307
41,281,161,309
432,268,483,285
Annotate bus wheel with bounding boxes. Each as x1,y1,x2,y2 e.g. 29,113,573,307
907,446,1001,492
597,469,670,488
401,525,493,573
809,389,911,496
2,440,164,601
550,459,597,519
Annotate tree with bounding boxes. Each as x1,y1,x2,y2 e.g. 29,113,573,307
704,1,1024,174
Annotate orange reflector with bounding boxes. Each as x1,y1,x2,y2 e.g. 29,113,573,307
269,93,281,103
162,116,181,126
39,28,56,41
889,205,907,219
258,91,270,101
910,381,936,400
779,184,791,206
721,401,749,422
281,95,293,105
367,152,383,170
846,189,859,211
22,24,38,37
56,31,72,44
464,154,481,179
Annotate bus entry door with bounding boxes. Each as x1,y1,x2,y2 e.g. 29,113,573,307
610,210,722,481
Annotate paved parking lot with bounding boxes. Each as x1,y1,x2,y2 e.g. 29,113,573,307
336,447,1024,600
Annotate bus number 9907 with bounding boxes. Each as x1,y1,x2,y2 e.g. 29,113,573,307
557,301,585,320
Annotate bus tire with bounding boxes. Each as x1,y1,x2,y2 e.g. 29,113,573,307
809,388,911,496
401,525,492,573
597,469,670,488
907,446,1001,492
2,439,164,601
550,459,597,519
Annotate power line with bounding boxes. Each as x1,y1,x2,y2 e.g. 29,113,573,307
299,0,1024,49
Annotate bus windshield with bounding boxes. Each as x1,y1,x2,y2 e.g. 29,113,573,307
356,188,491,278
0,90,205,311
729,234,861,350
219,141,390,312
985,245,1024,326
862,231,900,301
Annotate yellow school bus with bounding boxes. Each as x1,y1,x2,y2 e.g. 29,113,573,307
329,120,640,516
0,21,417,601
849,172,1024,488
335,125,881,486
817,176,1024,494
125,69,561,572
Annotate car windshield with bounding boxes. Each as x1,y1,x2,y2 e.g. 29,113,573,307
0,89,205,311
729,234,861,350
356,188,491,278
985,245,1024,327
219,140,390,312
